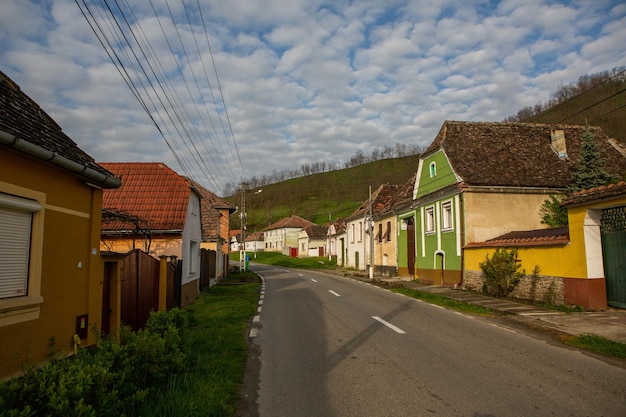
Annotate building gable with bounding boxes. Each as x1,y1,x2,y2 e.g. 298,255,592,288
414,149,460,199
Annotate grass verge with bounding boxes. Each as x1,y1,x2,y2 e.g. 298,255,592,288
231,251,337,269
565,334,626,359
137,271,260,417
391,287,492,316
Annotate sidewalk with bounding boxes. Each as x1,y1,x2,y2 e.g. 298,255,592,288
325,269,626,345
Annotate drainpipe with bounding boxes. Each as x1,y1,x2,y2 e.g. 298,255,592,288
458,184,466,289
0,130,121,189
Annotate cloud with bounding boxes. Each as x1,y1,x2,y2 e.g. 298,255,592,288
1,0,625,195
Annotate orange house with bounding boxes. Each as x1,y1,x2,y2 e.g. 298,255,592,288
99,162,203,307
0,71,121,379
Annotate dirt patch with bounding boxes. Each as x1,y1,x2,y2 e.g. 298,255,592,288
232,331,261,417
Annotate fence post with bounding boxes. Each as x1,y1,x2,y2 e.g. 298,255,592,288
158,256,168,311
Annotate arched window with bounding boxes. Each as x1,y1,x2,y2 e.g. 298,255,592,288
429,162,436,178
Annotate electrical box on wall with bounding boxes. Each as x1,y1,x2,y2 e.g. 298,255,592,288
76,314,88,339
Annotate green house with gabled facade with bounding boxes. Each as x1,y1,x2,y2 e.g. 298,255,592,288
396,120,626,286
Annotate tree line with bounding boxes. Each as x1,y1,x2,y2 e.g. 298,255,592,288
222,142,422,196
503,67,626,122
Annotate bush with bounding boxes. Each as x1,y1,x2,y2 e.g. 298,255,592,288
479,248,524,297
0,309,190,417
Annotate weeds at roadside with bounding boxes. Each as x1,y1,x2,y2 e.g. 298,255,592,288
391,287,492,316
565,334,626,359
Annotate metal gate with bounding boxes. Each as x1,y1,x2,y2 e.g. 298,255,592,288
601,206,626,308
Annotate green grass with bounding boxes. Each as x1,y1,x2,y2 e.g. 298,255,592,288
139,271,260,417
231,251,338,269
391,287,493,316
565,334,626,359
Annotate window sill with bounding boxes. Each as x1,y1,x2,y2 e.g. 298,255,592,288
0,296,44,327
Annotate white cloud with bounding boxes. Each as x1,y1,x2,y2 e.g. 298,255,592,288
1,0,624,194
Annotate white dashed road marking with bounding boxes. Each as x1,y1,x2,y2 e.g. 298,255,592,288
328,290,341,297
372,316,406,334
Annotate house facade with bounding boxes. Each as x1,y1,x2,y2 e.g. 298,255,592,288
373,176,415,277
100,162,202,307
345,184,399,272
327,219,346,265
189,179,236,279
399,121,626,287
0,71,121,378
245,231,265,252
263,215,315,255
298,224,328,257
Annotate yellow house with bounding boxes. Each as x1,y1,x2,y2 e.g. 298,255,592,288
0,71,121,378
464,182,626,310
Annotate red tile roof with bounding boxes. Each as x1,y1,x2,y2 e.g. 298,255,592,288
100,162,193,232
263,215,315,231
465,228,570,248
562,181,626,207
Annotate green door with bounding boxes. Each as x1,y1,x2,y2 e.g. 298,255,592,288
601,207,626,308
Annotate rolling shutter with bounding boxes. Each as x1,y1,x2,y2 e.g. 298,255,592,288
0,193,41,299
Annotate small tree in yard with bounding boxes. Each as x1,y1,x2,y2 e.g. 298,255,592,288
479,248,525,297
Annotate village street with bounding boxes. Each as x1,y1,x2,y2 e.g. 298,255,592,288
246,264,626,417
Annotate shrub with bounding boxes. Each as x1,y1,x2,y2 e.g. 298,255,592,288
0,309,190,417
479,248,524,297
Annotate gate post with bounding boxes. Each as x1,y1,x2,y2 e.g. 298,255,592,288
158,255,168,311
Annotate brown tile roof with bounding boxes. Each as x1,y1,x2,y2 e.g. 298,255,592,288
562,181,626,207
380,175,416,215
245,231,264,242
425,121,626,188
329,219,346,234
263,215,315,231
187,179,236,240
303,224,329,239
347,183,401,221
465,227,570,248
100,162,194,232
0,71,119,188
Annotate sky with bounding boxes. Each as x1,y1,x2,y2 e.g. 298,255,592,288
1,0,625,195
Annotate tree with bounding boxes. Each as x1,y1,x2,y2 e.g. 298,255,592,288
568,126,619,193
540,195,568,228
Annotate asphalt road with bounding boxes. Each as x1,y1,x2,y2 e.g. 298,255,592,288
248,264,626,417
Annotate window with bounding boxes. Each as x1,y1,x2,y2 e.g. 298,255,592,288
0,189,44,327
359,222,363,242
376,223,383,242
425,206,435,233
351,224,355,243
442,201,453,231
429,162,436,178
188,240,198,274
384,221,392,242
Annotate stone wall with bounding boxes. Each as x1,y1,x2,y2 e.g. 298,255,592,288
463,270,565,305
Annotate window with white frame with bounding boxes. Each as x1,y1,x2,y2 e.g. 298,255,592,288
188,240,198,274
429,162,436,178
425,206,435,233
0,193,42,300
441,201,453,231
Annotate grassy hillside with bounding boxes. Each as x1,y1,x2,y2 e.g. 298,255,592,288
524,75,626,143
227,154,420,232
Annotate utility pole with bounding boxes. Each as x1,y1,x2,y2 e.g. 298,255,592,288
240,182,247,271
369,185,374,279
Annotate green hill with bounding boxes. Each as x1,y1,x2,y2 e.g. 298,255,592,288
227,154,420,232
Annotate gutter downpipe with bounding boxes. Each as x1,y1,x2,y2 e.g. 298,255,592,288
458,183,466,289
0,130,121,189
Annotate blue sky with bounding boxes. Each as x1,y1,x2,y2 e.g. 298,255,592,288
1,0,625,195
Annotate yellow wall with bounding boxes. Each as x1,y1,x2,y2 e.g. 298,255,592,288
463,191,552,243
1,149,105,378
101,235,183,259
